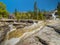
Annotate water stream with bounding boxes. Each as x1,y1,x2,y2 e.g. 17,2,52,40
52,12,56,20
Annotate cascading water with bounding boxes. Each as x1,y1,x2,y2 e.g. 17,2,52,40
52,13,56,20
9,24,13,31
52,11,57,20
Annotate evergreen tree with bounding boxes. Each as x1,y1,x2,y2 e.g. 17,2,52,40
38,9,42,20
34,1,38,19
57,2,60,18
15,8,17,16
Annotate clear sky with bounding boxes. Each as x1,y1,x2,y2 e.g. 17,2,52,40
0,0,60,13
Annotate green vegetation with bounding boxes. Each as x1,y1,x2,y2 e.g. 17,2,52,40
14,10,45,20
57,2,60,18
13,1,45,20
0,2,46,20
1,1,60,20
0,2,9,18
34,1,38,19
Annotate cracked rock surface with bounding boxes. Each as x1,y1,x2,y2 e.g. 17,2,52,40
16,26,60,45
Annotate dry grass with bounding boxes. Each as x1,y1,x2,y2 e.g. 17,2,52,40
9,29,25,39
8,22,45,39
8,26,40,39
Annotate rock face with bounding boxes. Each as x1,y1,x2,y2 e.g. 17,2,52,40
0,25,10,45
35,26,60,45
46,20,60,34
0,20,60,45
16,26,60,45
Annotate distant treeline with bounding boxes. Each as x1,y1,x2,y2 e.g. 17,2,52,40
0,1,60,20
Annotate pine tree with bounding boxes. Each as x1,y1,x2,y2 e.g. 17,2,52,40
15,8,17,16
57,2,60,18
34,1,38,19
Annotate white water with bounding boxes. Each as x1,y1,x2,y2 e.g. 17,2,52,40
52,10,58,20
52,12,56,20
52,13,56,20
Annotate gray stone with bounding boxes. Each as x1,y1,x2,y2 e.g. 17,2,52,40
16,26,60,45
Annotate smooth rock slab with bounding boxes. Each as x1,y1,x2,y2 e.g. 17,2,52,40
34,26,60,45
16,26,60,45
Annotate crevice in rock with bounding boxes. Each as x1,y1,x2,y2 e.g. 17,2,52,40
35,36,49,45
0,25,10,44
54,28,60,34
47,25,60,34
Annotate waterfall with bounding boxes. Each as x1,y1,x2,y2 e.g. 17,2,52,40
9,24,13,31
52,13,56,20
52,10,57,20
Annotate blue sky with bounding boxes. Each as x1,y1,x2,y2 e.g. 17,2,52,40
0,0,60,13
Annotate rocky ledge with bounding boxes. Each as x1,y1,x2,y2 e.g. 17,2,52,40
0,20,60,45
16,20,60,45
